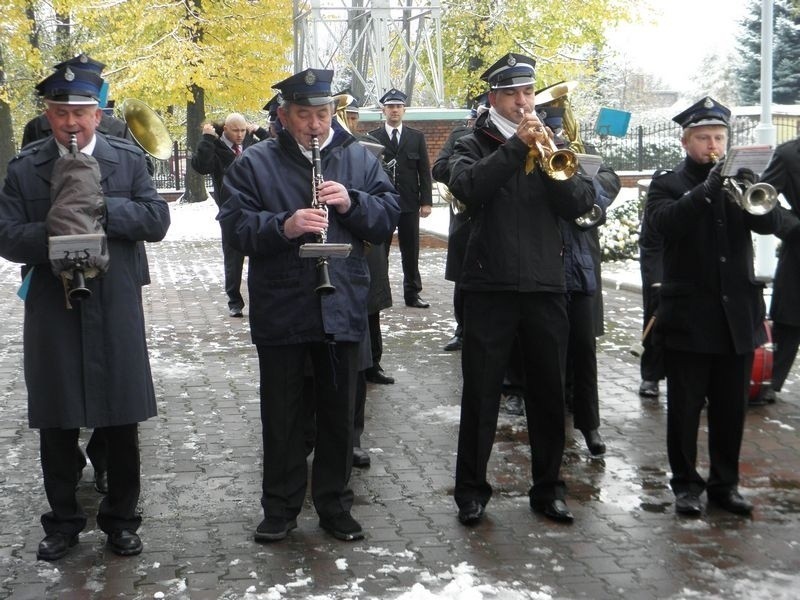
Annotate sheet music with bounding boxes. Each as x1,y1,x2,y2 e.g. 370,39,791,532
721,145,774,177
575,153,603,177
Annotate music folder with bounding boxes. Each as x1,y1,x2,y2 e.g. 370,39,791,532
721,145,774,177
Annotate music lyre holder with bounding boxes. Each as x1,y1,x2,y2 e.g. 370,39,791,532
48,234,107,302
298,242,352,259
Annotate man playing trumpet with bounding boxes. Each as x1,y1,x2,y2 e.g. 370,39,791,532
448,53,597,525
645,97,783,517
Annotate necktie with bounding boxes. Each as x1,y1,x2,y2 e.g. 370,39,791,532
390,128,399,149
232,144,241,156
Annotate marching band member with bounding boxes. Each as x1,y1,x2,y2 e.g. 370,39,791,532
645,97,782,517
448,53,596,525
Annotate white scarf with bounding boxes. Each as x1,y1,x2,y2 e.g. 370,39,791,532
488,107,520,140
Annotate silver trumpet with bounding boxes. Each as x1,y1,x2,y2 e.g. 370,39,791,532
575,204,603,228
709,153,778,216
724,178,778,216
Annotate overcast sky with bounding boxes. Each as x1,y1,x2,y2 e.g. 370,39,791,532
607,0,751,90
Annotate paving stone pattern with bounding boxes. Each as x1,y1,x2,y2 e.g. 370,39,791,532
0,235,798,599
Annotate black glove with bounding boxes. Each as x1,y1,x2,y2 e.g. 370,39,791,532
702,159,726,199
736,167,757,185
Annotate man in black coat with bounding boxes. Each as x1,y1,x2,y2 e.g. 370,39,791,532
448,53,597,526
190,113,268,317
369,89,433,309
758,140,800,401
645,97,783,517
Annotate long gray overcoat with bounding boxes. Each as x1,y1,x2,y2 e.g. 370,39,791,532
0,134,170,429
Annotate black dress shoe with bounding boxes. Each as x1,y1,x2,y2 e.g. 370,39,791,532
503,394,525,416
405,296,430,308
319,512,364,541
639,380,660,397
365,367,395,385
255,517,297,542
94,470,108,494
352,446,371,468
675,492,703,516
443,335,462,352
532,499,574,523
709,490,753,516
229,306,244,318
457,500,485,525
582,429,607,456
107,530,143,556
37,533,78,561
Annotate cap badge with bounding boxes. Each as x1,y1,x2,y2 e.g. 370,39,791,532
703,97,714,109
64,67,75,82
304,70,317,85
78,54,89,64
507,54,517,67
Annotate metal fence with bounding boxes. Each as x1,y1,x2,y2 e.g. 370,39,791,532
579,117,797,172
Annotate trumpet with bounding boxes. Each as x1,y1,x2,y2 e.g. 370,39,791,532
709,153,778,215
530,134,579,181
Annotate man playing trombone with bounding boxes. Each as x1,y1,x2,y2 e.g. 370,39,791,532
645,97,783,517
448,53,597,525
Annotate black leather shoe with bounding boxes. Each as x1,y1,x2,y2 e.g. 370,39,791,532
443,335,462,352
107,530,143,556
405,296,430,309
255,517,297,542
582,429,607,456
229,306,243,318
675,492,703,516
532,499,574,523
503,394,525,416
94,470,108,494
709,490,753,516
457,500,485,525
352,446,371,468
365,367,394,385
37,533,78,561
639,380,660,397
319,512,364,541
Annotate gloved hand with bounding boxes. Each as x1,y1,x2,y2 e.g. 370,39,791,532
702,159,726,199
736,167,757,185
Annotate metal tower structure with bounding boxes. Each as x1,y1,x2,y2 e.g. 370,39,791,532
293,0,445,107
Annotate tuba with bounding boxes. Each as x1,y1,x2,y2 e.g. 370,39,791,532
120,98,173,160
536,81,601,227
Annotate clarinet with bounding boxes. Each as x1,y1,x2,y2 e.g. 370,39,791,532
310,137,335,295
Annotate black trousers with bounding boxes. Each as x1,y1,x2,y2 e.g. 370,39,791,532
368,311,383,369
222,239,245,310
640,286,665,382
664,349,751,496
565,293,600,432
256,342,358,520
40,424,141,537
455,291,568,509
388,211,422,300
771,322,800,391
74,429,108,474
452,283,464,337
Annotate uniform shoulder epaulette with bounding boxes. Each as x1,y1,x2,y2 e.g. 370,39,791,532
652,169,673,179
106,135,144,155
10,143,42,162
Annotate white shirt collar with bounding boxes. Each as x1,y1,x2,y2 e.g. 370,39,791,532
384,123,403,138
55,134,98,156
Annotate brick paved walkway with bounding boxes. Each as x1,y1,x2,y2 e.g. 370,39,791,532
0,222,798,599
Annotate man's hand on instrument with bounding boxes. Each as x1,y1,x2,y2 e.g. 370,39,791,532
284,208,328,239
317,180,352,214
703,159,726,200
517,114,548,148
